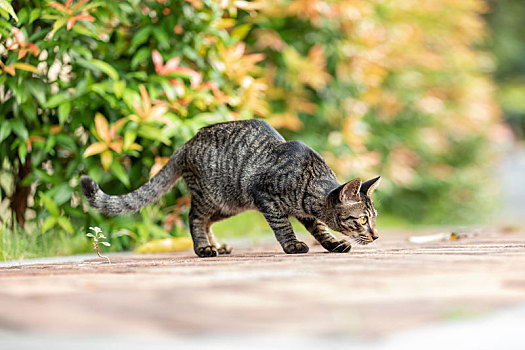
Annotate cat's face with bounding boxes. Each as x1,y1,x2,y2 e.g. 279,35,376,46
324,177,380,245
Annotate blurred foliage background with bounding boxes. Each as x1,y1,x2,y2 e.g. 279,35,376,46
485,0,525,139
0,0,520,259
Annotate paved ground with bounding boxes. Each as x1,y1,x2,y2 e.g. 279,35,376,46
1,228,525,348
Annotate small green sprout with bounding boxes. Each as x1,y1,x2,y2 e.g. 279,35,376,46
86,226,111,264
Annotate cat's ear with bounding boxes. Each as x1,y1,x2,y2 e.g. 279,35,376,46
330,178,362,205
360,176,381,197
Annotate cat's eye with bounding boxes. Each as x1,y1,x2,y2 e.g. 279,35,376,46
359,216,368,225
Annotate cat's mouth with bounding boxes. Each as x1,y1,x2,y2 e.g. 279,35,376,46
341,231,376,245
351,234,374,245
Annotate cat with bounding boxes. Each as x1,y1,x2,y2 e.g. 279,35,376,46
81,119,381,257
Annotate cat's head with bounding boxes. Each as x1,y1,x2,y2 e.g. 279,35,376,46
323,176,381,245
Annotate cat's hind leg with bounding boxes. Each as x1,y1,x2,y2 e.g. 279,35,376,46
189,207,218,257
189,207,232,257
298,217,351,253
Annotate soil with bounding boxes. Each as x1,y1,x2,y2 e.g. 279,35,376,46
1,229,525,339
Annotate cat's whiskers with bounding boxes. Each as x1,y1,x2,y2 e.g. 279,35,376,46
350,236,362,246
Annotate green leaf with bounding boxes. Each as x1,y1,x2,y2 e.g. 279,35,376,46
22,102,37,121
137,124,171,145
123,130,137,150
71,24,97,38
29,9,40,23
101,242,111,247
58,102,72,125
90,59,119,81
110,161,130,188
55,134,77,151
129,26,152,53
42,216,57,232
113,81,126,98
153,27,170,50
18,142,27,164
0,0,18,22
11,119,28,141
57,217,74,234
47,183,73,206
26,80,47,106
71,44,93,59
17,8,27,24
0,122,12,143
33,169,55,184
51,17,67,35
131,47,151,69
46,94,68,108
86,233,95,238
40,193,60,217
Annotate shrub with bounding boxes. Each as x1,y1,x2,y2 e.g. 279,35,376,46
0,0,264,250
245,0,507,223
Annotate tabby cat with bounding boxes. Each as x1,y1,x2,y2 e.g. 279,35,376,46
81,119,381,257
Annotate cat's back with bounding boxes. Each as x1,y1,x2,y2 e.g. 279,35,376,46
195,119,284,143
185,119,284,158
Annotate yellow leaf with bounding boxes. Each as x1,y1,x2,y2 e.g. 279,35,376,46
139,85,151,117
148,105,170,124
216,18,236,29
127,143,143,152
83,142,107,157
149,156,170,178
101,149,113,170
13,62,38,73
267,112,303,131
108,141,123,153
112,117,129,134
134,237,193,254
95,113,110,143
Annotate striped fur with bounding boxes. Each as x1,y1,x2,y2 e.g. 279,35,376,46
81,120,381,257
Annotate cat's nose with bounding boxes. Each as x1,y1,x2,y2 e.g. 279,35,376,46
370,229,379,240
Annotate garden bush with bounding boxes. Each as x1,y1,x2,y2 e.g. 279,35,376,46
0,0,266,254
242,0,507,223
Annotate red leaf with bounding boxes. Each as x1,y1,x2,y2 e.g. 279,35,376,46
47,2,68,12
152,50,164,74
66,17,78,30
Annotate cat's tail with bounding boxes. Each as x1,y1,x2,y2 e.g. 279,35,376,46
81,148,184,215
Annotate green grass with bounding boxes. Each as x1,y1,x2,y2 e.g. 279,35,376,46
213,211,274,241
0,223,92,261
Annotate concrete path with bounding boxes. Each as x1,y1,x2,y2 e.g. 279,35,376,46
1,229,525,349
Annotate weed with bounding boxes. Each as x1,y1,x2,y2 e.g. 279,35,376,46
86,226,111,264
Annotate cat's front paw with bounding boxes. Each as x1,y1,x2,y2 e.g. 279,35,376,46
283,241,309,254
195,245,218,257
323,239,352,253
